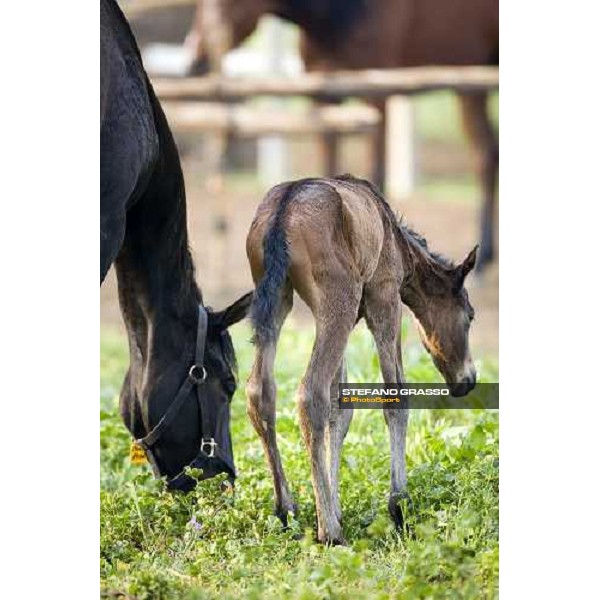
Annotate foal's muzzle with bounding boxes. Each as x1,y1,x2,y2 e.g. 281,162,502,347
449,373,477,397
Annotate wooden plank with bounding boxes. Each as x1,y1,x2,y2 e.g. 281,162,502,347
122,0,196,18
162,102,380,136
153,66,499,101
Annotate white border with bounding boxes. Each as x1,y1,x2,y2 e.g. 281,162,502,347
1,1,599,597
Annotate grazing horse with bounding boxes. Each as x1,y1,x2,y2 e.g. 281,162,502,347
246,174,477,544
101,0,252,491
186,0,498,271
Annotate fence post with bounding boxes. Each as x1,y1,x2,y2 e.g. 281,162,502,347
257,17,289,187
385,95,417,201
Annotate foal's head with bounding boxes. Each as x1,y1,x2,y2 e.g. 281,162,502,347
401,236,478,397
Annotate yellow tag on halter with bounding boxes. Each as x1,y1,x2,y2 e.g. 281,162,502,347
129,441,148,465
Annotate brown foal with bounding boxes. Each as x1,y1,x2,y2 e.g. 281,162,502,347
246,175,477,544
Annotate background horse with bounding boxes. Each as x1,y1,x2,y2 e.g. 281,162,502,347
101,0,252,490
246,174,477,544
186,0,498,271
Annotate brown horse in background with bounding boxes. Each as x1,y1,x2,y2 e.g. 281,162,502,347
185,0,498,271
246,174,478,544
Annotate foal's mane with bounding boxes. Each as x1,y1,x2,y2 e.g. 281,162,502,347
334,174,456,274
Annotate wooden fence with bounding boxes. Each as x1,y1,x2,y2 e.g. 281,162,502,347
153,66,499,102
154,67,498,196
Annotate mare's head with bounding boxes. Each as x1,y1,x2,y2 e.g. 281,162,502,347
129,293,253,492
401,234,478,397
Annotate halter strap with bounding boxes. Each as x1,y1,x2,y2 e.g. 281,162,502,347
138,306,208,450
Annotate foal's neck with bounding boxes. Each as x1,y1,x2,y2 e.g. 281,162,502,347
396,226,451,320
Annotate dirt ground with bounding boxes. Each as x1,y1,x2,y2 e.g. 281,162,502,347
101,140,498,360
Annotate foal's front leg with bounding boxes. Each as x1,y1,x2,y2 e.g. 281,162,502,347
383,329,410,529
364,286,410,530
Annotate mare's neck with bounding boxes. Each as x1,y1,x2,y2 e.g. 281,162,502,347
115,171,201,376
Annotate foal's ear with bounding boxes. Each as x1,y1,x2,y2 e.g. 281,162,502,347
213,292,254,330
454,246,478,290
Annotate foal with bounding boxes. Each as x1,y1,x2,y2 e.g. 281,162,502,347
246,175,477,544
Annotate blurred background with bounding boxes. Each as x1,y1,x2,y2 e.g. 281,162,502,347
101,0,498,361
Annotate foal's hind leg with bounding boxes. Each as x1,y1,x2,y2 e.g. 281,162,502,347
363,283,410,530
246,283,296,524
328,357,352,525
298,281,361,545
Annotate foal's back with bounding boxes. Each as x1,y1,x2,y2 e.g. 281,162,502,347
247,176,390,312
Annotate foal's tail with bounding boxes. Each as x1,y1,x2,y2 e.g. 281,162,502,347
251,182,299,347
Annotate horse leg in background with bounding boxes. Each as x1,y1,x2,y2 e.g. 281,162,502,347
363,281,409,530
372,100,387,192
298,281,361,545
328,357,352,525
246,283,296,524
459,92,499,272
317,97,342,177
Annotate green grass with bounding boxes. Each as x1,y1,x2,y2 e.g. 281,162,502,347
101,323,498,599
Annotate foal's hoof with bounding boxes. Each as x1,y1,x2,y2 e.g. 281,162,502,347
275,503,298,528
388,492,413,536
318,533,347,546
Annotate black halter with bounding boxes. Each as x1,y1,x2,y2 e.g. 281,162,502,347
136,305,235,487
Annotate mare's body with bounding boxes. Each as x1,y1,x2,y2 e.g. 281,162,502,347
101,0,250,489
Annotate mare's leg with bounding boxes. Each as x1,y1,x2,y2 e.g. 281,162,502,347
100,208,125,284
458,92,499,272
328,357,352,524
246,283,296,524
298,280,361,545
119,369,145,440
362,282,409,529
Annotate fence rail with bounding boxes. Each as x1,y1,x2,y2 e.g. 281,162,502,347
162,102,380,136
122,0,196,17
152,66,499,102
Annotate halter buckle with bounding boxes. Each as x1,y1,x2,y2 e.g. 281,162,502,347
201,437,218,458
189,364,207,384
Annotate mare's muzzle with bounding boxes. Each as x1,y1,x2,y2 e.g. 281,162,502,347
167,449,235,492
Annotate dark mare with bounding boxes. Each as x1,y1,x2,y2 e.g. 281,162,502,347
185,0,498,271
101,0,252,491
